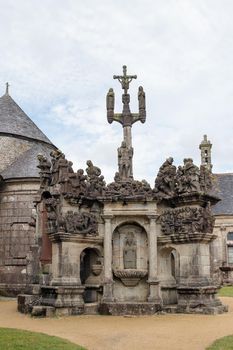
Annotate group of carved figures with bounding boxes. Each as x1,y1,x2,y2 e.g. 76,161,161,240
154,157,213,199
45,198,97,235
160,205,215,235
37,149,154,200
37,150,106,198
38,152,213,202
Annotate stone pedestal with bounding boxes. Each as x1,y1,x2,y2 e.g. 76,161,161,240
177,286,228,314
148,279,162,303
41,285,85,316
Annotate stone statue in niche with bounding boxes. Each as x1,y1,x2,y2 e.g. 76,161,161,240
123,233,137,269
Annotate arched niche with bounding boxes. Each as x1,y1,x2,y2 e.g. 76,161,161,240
80,247,103,303
158,246,180,305
112,222,149,302
112,222,148,271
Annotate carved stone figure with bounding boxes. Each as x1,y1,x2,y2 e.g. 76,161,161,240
118,141,133,180
138,86,145,110
123,233,137,269
200,165,212,192
37,154,51,188
50,149,62,185
154,157,176,198
85,160,105,195
58,155,73,184
44,198,58,234
138,86,146,122
106,88,115,122
177,158,200,194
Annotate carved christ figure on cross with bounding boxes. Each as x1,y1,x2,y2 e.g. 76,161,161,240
113,65,137,94
106,65,146,181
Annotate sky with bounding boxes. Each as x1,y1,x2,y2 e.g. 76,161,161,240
0,0,233,184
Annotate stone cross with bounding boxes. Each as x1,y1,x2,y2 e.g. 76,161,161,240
106,66,146,181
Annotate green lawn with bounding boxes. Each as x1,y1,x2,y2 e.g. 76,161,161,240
207,335,233,349
208,287,233,349
0,328,86,350
218,286,233,297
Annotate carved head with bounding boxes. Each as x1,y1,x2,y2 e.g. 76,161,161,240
37,154,44,162
86,160,93,167
125,232,135,246
167,157,173,164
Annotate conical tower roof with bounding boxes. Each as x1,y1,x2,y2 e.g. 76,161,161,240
0,91,52,145
0,86,56,179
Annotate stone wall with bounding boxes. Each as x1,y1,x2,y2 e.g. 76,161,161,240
211,216,233,284
0,179,40,295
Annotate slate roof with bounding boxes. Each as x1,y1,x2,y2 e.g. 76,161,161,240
0,93,52,144
0,92,56,180
1,143,54,179
212,173,233,215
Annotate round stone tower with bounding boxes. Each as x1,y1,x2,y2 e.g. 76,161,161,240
0,85,56,296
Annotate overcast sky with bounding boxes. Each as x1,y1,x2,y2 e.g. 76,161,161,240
1,0,233,184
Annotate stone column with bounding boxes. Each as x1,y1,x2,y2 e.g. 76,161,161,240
123,126,132,147
102,215,114,302
147,215,162,304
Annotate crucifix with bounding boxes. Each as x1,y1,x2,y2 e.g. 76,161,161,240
106,65,146,181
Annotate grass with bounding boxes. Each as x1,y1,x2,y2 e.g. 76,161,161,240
0,328,86,350
207,335,233,349
218,286,233,297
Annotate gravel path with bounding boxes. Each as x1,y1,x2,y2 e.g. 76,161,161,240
0,298,233,350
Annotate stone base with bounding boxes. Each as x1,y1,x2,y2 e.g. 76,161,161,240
99,302,162,315
0,283,27,297
177,285,228,314
40,285,85,315
17,293,42,314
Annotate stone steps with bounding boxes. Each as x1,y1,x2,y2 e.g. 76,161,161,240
163,304,178,313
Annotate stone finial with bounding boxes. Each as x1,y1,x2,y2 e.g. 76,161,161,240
199,134,212,172
5,82,9,95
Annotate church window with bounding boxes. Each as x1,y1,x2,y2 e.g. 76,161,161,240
227,232,233,241
228,246,233,264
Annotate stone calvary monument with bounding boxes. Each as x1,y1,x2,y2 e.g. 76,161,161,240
18,66,227,316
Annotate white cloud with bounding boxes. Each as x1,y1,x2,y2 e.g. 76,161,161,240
1,0,233,183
